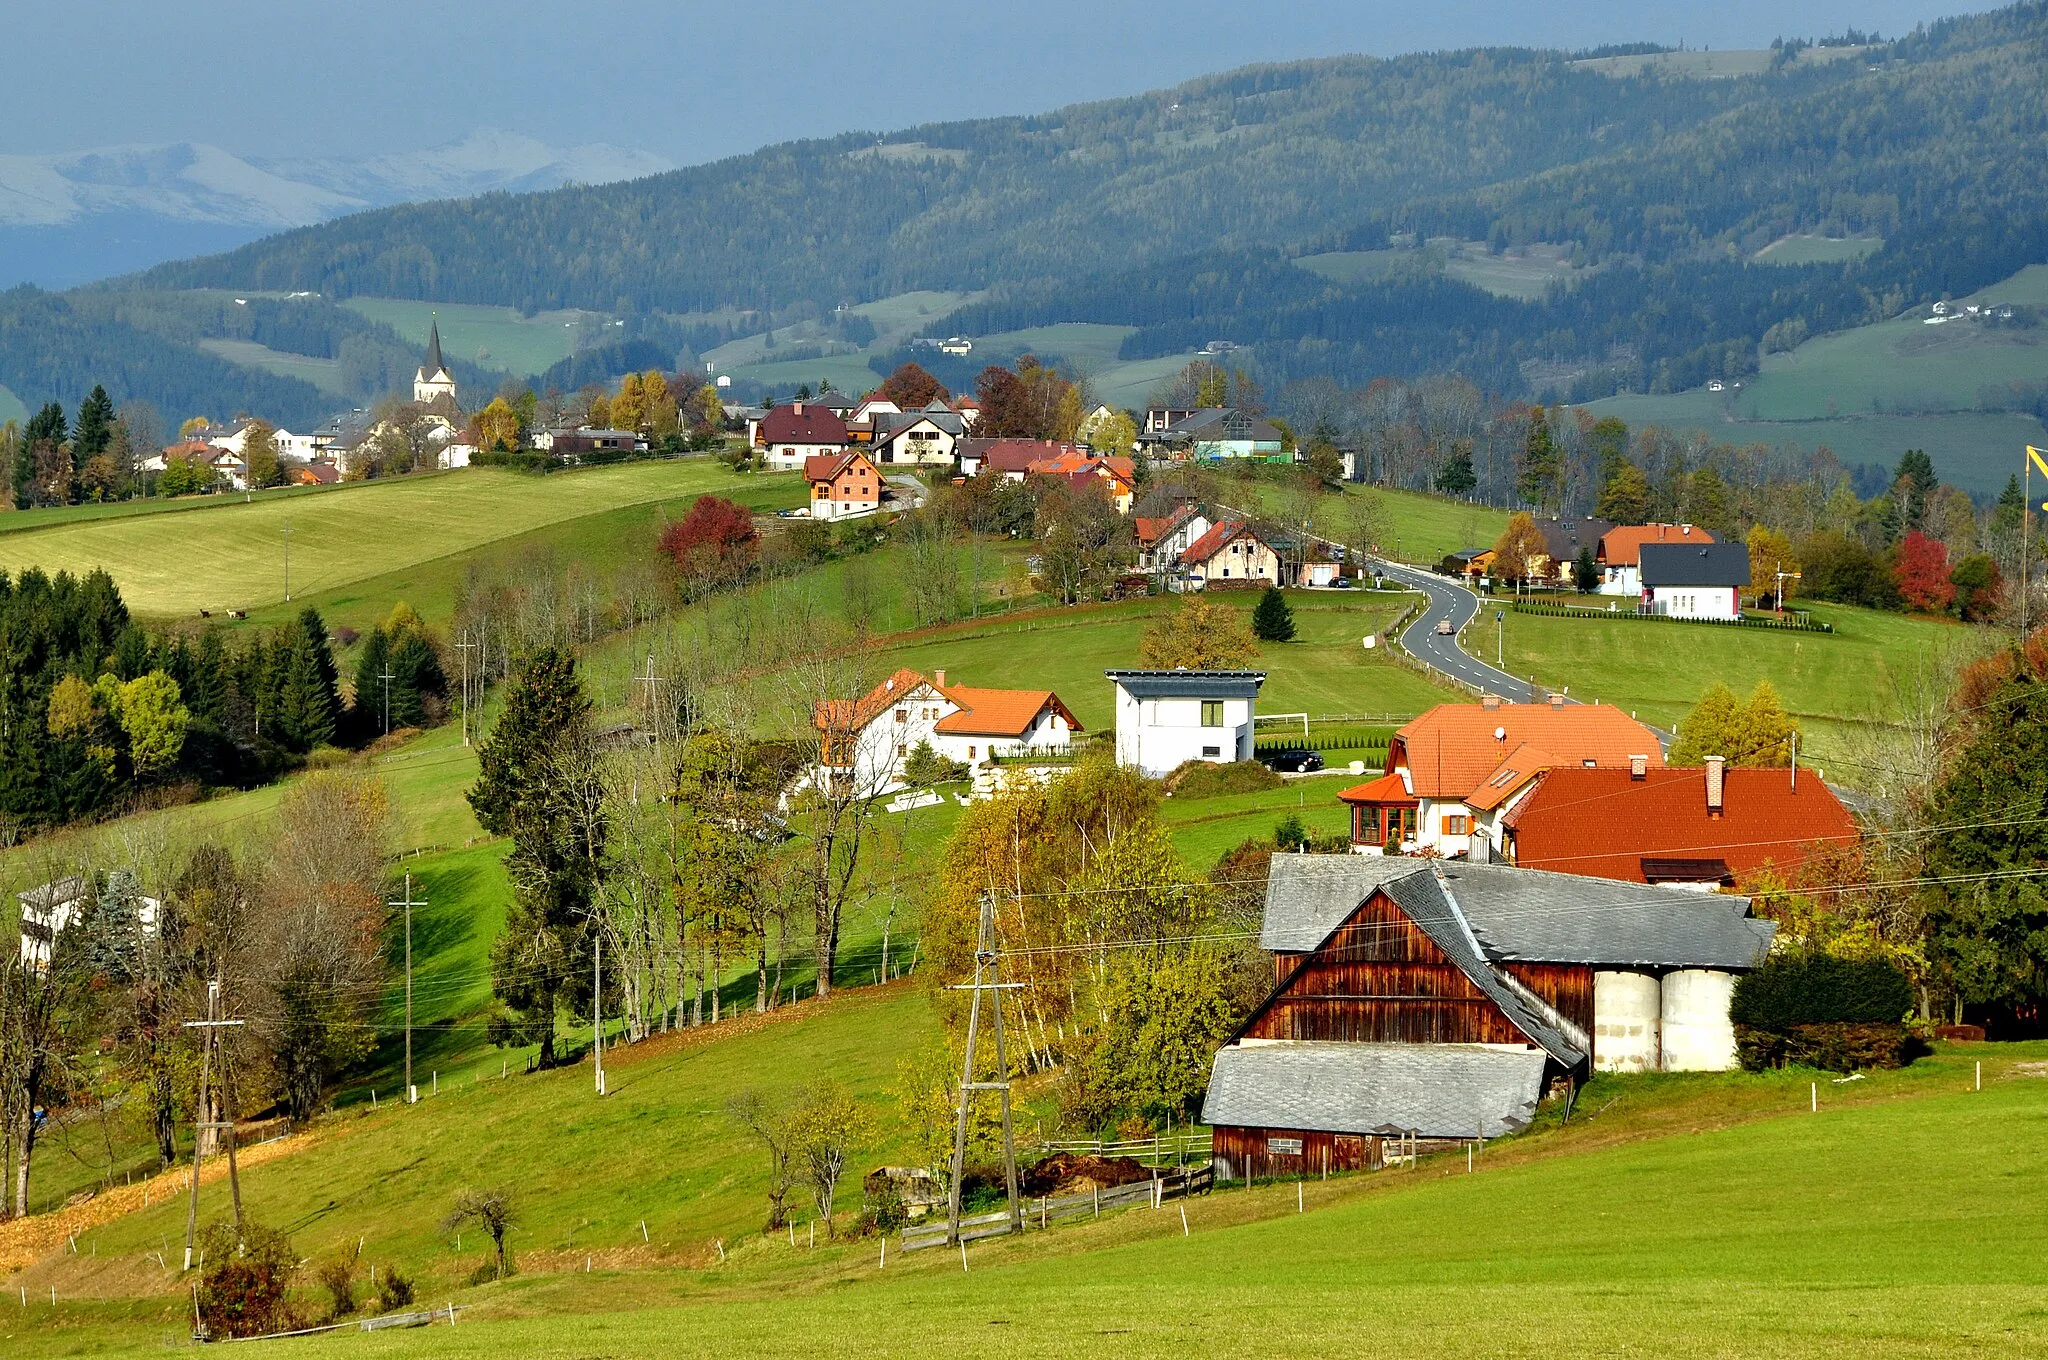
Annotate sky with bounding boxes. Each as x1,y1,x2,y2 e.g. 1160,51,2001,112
1,0,1992,164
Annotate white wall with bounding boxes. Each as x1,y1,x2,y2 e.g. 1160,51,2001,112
1114,688,1254,777
1593,970,1662,1073
1647,586,1740,620
1660,969,1740,1071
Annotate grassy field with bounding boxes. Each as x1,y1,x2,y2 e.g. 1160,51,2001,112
0,461,800,619
24,1031,2047,1358
1751,234,1885,265
1498,598,1990,771
196,339,352,398
340,300,588,378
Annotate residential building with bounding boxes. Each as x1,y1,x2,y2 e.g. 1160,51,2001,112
812,667,1081,793
1503,758,1858,888
413,317,457,405
18,874,159,971
1595,523,1714,596
957,438,1084,479
753,402,850,470
1134,502,1212,572
1535,517,1614,585
1106,669,1265,777
1141,408,1286,460
1640,542,1749,619
1142,406,1196,435
1199,855,1775,1177
804,449,882,521
870,406,963,466
542,428,644,456
1337,696,1664,859
1180,519,1281,588
844,397,903,444
1027,450,1137,512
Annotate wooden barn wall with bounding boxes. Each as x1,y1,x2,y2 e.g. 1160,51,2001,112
1504,963,1594,1036
1245,891,1523,1044
1213,1125,1382,1181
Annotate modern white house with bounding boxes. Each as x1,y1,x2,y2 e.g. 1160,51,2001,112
1595,523,1714,596
1639,542,1749,620
814,667,1081,793
1105,669,1265,777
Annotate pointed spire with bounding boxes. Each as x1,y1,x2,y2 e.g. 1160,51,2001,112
424,315,444,377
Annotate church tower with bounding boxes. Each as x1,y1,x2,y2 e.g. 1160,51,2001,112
413,317,457,406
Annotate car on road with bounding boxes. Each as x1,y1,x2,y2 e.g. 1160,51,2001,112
1435,618,1454,635
1259,749,1325,774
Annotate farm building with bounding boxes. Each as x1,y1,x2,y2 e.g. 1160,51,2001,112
1201,855,1773,1178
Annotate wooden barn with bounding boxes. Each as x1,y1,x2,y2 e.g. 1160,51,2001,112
1202,855,1775,1179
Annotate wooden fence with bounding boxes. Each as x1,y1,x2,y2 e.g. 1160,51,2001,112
900,1165,1214,1252
1035,1130,1213,1166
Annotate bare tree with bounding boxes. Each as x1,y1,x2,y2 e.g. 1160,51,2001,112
444,1188,516,1280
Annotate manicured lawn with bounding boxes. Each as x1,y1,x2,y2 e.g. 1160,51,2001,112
1498,599,1993,771
1161,773,1356,867
0,461,800,620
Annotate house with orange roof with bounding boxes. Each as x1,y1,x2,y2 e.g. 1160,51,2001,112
804,450,881,522
1180,519,1281,589
1028,450,1138,513
813,667,1081,793
1134,502,1212,572
1502,758,1858,888
1337,695,1663,858
1596,523,1714,596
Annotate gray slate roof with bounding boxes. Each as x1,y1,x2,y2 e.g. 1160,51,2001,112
1639,541,1751,588
1202,1042,1548,1139
1105,669,1265,700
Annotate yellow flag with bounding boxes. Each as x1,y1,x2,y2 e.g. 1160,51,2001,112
2030,445,2048,479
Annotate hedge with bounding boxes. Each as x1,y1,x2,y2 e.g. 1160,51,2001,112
1731,953,1914,1030
1509,600,1833,633
1735,1022,1919,1073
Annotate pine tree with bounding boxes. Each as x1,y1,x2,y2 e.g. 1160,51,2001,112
1251,586,1296,642
469,647,599,1067
1517,406,1562,512
16,402,64,509
1434,447,1476,496
188,630,230,727
293,608,342,747
73,386,114,459
351,628,392,739
387,631,446,728
1995,474,2025,535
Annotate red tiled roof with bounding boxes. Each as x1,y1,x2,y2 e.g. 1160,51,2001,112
1182,519,1257,567
1598,523,1714,567
760,403,848,447
1504,766,1858,883
1337,771,1416,806
1391,702,1663,800
1465,742,1562,812
969,439,1082,473
804,450,875,483
934,687,1082,738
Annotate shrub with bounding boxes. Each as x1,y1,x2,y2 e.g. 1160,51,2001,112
196,1221,298,1340
1736,1022,1919,1072
1274,812,1308,849
316,1252,358,1320
377,1263,414,1311
1165,760,1279,798
1732,953,1918,1072
1251,587,1296,642
902,739,967,787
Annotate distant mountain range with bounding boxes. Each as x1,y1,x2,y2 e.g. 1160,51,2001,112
0,131,672,288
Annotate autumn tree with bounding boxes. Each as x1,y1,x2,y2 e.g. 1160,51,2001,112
788,1080,873,1236
1083,408,1137,457
474,397,521,453
1140,597,1258,669
875,363,947,408
1490,512,1550,584
1597,462,1654,523
1894,530,1955,613
1951,554,2005,622
241,421,283,489
658,495,759,591
1669,680,1796,767
1746,525,1797,606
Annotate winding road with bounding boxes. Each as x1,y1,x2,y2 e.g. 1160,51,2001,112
1368,558,1534,701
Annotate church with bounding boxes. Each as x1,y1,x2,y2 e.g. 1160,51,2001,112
413,318,457,406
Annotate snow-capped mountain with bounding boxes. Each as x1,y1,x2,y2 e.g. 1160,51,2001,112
0,131,673,288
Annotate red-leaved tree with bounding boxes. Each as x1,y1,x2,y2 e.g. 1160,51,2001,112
1893,530,1954,613
659,495,759,590
874,363,947,408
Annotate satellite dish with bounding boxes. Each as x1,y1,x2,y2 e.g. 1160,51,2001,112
1494,726,1507,741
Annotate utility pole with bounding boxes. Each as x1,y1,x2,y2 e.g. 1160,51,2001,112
380,667,394,737
2026,445,2048,639
455,639,478,746
1773,561,1801,618
181,980,246,1270
1495,610,1504,669
594,929,606,1097
390,875,425,1102
944,894,1022,1247
282,522,291,602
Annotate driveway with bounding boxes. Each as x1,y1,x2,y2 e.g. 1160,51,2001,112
885,476,927,511
1368,559,1534,701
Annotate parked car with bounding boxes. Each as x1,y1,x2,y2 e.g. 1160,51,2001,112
1435,617,1454,635
1259,749,1325,773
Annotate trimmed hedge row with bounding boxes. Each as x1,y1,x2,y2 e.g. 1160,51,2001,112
1731,954,1918,1072
1509,600,1834,634
1735,1022,1921,1073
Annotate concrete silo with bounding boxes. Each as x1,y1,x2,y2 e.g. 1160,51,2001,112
1659,969,1739,1070
1592,969,1662,1072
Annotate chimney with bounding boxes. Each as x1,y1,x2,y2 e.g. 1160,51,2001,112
1548,693,1565,708
794,402,805,416
934,669,947,688
1482,694,1501,710
1705,756,1725,817
1630,754,1648,780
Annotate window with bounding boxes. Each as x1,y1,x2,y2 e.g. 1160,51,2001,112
1442,814,1472,836
1201,745,1221,757
1201,701,1224,727
895,708,908,724
967,746,976,759
897,743,907,757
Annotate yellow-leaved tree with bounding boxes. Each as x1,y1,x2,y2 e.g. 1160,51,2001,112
1139,597,1259,670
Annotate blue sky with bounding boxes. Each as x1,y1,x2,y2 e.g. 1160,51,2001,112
3,0,1989,162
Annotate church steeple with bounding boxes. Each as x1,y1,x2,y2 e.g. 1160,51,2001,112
413,313,456,406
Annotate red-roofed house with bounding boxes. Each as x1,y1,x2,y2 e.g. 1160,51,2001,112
957,438,1085,478
1338,696,1664,857
1503,759,1857,888
1135,502,1213,571
753,402,850,470
1596,523,1714,596
813,666,1082,792
1029,451,1137,513
805,450,881,521
1181,520,1281,588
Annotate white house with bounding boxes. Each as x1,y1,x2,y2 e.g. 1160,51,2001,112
869,407,963,466
751,401,850,470
1595,524,1715,596
18,874,159,972
1639,542,1748,620
814,667,1081,794
1105,669,1265,778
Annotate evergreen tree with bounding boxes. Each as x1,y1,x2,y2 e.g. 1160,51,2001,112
1250,586,1296,642
1572,546,1598,592
111,626,152,681
1516,406,1562,512
386,631,447,729
1995,474,2025,535
73,385,115,459
16,402,64,509
1434,447,1476,496
1894,448,1936,533
351,628,392,739
291,608,342,748
469,648,600,1066
187,630,230,726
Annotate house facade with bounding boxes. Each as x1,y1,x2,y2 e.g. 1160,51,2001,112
1106,669,1264,777
1134,503,1212,572
1179,520,1281,588
1199,855,1774,1178
870,407,963,466
1596,523,1714,596
1337,696,1664,859
804,450,882,521
1640,542,1748,619
753,402,850,470
813,667,1080,793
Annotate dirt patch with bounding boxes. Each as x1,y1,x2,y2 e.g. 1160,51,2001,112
1017,1154,1153,1198
2010,1061,2048,1078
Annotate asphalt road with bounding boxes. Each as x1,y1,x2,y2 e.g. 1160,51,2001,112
1369,559,1534,701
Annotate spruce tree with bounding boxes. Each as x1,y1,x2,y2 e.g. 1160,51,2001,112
351,628,392,740
73,386,114,459
1251,586,1296,642
1517,406,1562,512
469,647,599,1066
387,631,446,729
1434,448,1477,496
188,630,229,727
16,402,64,509
293,609,342,748
1996,474,2025,534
